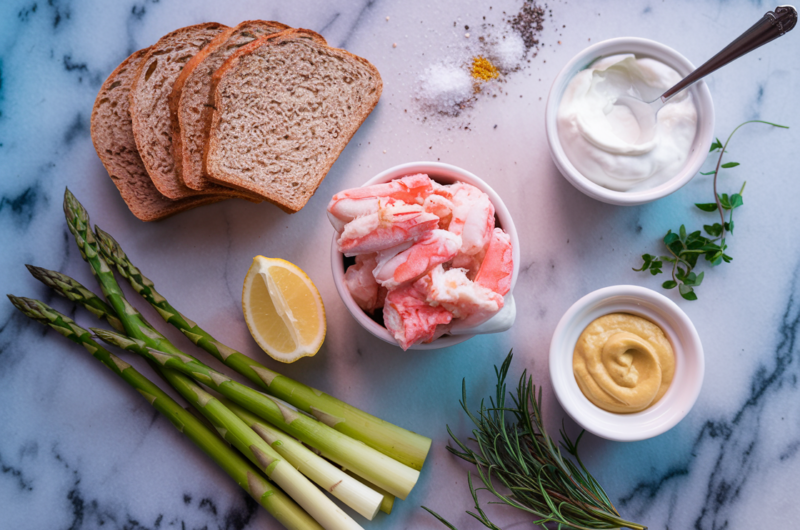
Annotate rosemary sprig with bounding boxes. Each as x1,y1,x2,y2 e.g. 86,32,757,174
634,120,788,300
422,351,646,530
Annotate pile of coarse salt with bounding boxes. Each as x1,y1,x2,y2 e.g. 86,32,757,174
487,31,526,72
417,63,474,117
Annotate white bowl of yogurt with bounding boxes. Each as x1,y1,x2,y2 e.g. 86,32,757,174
329,162,520,350
545,37,715,205
549,285,704,441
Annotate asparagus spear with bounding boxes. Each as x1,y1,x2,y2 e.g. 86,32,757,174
6,296,320,530
26,264,124,332
159,361,364,530
94,225,431,471
342,469,395,516
32,224,417,503
94,328,420,501
24,263,394,515
62,190,364,530
223,398,384,521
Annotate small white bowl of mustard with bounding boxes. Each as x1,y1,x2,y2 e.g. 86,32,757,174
549,285,704,442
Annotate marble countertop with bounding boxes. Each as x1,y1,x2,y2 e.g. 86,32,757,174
2,1,799,528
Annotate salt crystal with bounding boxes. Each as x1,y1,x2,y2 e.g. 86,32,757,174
490,31,526,71
416,63,473,116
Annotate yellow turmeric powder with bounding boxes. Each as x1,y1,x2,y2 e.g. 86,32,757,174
471,56,499,81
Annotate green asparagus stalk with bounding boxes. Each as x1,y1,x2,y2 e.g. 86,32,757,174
61,190,419,503
94,328,420,501
222,398,384,521
25,264,124,332
62,190,364,530
160,363,364,530
21,266,388,519
94,226,430,471
6,296,320,530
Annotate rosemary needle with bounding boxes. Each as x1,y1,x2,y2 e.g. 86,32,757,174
423,351,646,530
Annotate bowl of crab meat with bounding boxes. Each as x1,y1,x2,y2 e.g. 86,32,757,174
328,162,520,350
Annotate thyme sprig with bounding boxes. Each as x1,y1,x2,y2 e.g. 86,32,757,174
422,351,646,530
635,120,788,300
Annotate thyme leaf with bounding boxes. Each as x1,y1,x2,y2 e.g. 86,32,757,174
422,351,646,530
635,120,788,300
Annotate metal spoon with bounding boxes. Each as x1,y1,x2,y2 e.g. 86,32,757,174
615,5,797,143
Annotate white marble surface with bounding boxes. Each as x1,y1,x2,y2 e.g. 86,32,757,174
1,1,799,529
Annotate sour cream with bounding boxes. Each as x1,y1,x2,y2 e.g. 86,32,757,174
557,54,698,192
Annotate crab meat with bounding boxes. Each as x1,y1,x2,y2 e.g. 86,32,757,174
344,254,381,312
424,322,453,344
447,182,495,256
450,247,487,280
475,228,514,296
383,283,453,350
327,174,434,231
415,265,503,326
373,230,462,290
337,203,439,256
422,194,454,229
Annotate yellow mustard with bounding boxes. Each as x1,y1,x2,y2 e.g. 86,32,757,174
573,313,675,413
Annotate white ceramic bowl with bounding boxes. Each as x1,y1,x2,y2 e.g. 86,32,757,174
330,162,520,350
549,285,704,441
545,37,715,206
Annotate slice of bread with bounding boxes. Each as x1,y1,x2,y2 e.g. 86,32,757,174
170,20,290,192
129,23,258,202
91,48,225,221
205,28,382,213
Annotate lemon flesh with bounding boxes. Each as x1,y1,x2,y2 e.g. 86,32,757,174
243,257,326,362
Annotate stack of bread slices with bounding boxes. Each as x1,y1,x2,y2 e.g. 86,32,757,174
91,21,382,221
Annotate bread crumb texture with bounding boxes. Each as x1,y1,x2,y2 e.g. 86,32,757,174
92,49,219,221
179,22,286,191
131,24,226,199
212,38,381,211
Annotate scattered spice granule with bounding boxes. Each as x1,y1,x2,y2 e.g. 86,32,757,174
471,56,499,81
392,43,397,48
465,32,471,38
509,0,545,51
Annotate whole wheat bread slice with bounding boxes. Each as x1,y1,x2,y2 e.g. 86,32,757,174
91,48,225,221
205,28,382,213
170,20,290,192
129,23,259,202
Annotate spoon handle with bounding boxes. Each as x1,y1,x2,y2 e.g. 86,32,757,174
661,5,797,102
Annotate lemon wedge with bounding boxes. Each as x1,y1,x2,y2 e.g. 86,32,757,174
242,256,326,363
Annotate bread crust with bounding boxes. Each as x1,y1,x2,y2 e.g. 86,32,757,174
169,20,289,194
129,22,259,202
205,28,381,213
91,48,226,221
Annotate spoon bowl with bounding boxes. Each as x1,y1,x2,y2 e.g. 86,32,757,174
611,95,662,143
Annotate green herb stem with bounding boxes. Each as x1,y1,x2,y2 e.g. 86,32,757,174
634,120,788,299
423,352,646,530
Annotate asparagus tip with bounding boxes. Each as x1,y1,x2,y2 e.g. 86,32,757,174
25,264,45,279
63,187,89,224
